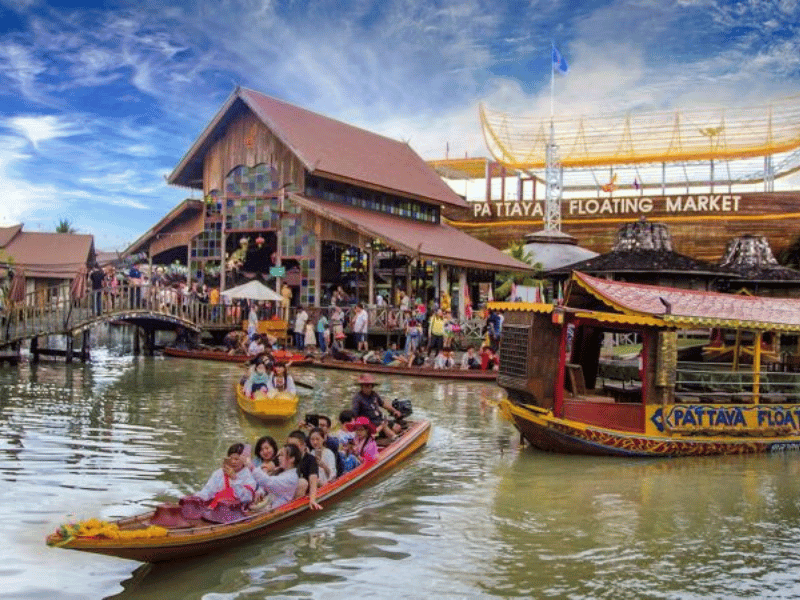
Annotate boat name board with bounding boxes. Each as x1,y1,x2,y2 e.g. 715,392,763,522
471,194,741,219
648,404,800,433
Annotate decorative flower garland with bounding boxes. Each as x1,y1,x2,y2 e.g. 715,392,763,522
49,518,167,546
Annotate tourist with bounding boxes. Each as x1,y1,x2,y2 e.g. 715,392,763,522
375,292,385,307
460,345,481,370
330,331,357,361
344,416,379,464
247,302,259,337
399,290,410,312
330,305,344,340
247,333,265,356
362,347,382,364
293,305,309,350
486,309,502,353
269,363,297,394
308,427,336,485
250,444,302,510
353,303,369,352
480,346,500,370
128,263,143,308
304,315,316,353
286,431,323,510
351,373,403,440
434,348,456,369
251,435,279,474
404,318,422,355
89,263,105,316
193,443,257,506
410,347,427,367
442,310,455,350
316,311,329,353
382,343,408,367
427,309,445,356
244,361,271,397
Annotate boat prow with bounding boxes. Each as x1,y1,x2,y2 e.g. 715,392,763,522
235,384,298,421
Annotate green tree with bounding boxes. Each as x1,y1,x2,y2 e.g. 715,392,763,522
55,218,76,234
779,234,800,269
494,241,544,300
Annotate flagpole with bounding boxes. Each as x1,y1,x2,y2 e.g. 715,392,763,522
550,42,555,120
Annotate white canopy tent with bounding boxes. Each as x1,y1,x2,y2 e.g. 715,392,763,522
221,280,284,302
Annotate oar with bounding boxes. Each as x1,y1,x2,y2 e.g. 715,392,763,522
295,380,314,390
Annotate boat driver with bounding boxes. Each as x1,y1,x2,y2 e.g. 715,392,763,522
350,373,403,440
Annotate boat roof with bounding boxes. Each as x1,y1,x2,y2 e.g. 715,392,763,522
567,272,800,332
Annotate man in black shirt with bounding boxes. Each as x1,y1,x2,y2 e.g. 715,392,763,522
286,430,322,510
89,264,105,315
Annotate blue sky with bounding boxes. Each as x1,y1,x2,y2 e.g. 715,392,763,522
1,0,799,250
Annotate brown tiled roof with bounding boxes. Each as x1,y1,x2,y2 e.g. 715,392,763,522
168,87,466,210
571,271,800,331
0,224,22,247
549,248,727,277
1,230,94,279
290,194,533,273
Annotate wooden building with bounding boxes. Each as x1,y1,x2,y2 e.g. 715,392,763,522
135,87,532,316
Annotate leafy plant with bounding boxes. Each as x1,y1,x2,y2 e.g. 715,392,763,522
494,241,544,300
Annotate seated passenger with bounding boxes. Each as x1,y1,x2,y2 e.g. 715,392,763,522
460,346,481,370
268,363,297,395
194,443,257,506
247,334,266,356
286,431,323,510
434,349,456,369
308,427,337,485
362,348,382,364
332,410,358,473
245,362,272,397
410,347,427,367
250,435,279,475
480,346,500,370
382,343,408,367
330,332,357,362
250,444,302,510
344,416,379,464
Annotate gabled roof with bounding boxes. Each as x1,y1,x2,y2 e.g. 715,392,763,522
168,87,467,210
568,271,800,332
290,194,534,273
1,229,94,279
0,224,22,247
549,248,728,277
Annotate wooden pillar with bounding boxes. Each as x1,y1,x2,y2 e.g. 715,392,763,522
438,265,448,300
314,223,322,308
753,331,762,404
458,270,467,320
65,334,73,364
133,327,141,356
30,336,39,364
368,246,375,306
81,329,90,362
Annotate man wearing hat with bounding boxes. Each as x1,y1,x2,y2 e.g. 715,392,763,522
330,331,356,362
351,373,403,440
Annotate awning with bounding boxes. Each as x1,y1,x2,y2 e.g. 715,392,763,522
221,280,283,302
289,194,534,273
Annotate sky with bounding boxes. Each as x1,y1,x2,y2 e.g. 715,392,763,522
1,0,799,250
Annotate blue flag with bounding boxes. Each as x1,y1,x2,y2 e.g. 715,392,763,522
552,45,569,75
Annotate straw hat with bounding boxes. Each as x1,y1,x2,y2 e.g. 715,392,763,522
335,332,346,339
357,373,377,385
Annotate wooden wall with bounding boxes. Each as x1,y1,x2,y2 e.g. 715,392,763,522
203,109,306,194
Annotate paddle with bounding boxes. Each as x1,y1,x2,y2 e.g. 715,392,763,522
295,380,314,390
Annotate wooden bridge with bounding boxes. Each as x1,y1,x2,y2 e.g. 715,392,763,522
0,282,240,361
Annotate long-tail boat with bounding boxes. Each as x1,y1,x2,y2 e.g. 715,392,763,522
495,272,800,457
46,420,430,562
163,347,311,365
309,357,498,381
235,384,299,420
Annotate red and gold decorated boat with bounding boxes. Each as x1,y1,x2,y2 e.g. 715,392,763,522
495,272,800,457
46,420,430,562
310,357,498,381
163,347,311,365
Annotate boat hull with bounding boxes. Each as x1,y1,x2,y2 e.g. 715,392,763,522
310,358,497,381
163,347,311,365
235,384,298,420
46,420,431,562
500,399,800,457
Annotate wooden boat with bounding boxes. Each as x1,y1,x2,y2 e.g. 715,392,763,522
235,383,299,421
46,419,430,562
495,271,800,457
309,357,498,381
163,347,311,365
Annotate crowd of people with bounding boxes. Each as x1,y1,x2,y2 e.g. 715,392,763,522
186,373,407,516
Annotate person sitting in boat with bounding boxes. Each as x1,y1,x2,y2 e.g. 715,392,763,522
247,333,266,356
332,410,359,473
330,332,357,362
460,346,481,370
308,427,337,485
434,349,456,369
410,347,427,367
344,416,379,465
245,361,272,397
224,330,248,355
250,435,279,475
382,343,408,367
362,347,382,364
250,443,302,511
480,346,500,371
268,363,297,395
351,374,403,440
286,431,323,510
193,443,257,507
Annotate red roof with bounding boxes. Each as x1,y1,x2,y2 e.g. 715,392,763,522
290,194,532,273
1,230,94,279
0,225,21,247
572,271,800,330
169,88,466,210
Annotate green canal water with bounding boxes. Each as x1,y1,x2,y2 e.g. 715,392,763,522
2,344,800,599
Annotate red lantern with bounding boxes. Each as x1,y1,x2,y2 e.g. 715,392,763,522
255,235,265,247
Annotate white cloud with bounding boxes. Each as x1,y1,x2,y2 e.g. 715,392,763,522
7,115,84,149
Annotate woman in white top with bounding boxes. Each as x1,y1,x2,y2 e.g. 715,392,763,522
308,427,336,485
251,443,302,510
268,363,297,394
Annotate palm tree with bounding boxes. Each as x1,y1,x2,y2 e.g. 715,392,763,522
494,241,544,300
55,218,76,234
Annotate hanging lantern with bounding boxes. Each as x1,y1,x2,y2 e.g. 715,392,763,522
239,236,248,246
255,235,265,247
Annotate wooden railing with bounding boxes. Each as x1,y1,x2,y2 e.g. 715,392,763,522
0,282,240,345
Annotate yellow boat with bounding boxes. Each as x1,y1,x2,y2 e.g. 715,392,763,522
235,383,298,421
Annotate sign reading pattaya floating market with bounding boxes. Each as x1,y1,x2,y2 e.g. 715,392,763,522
471,194,742,218
646,404,800,436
